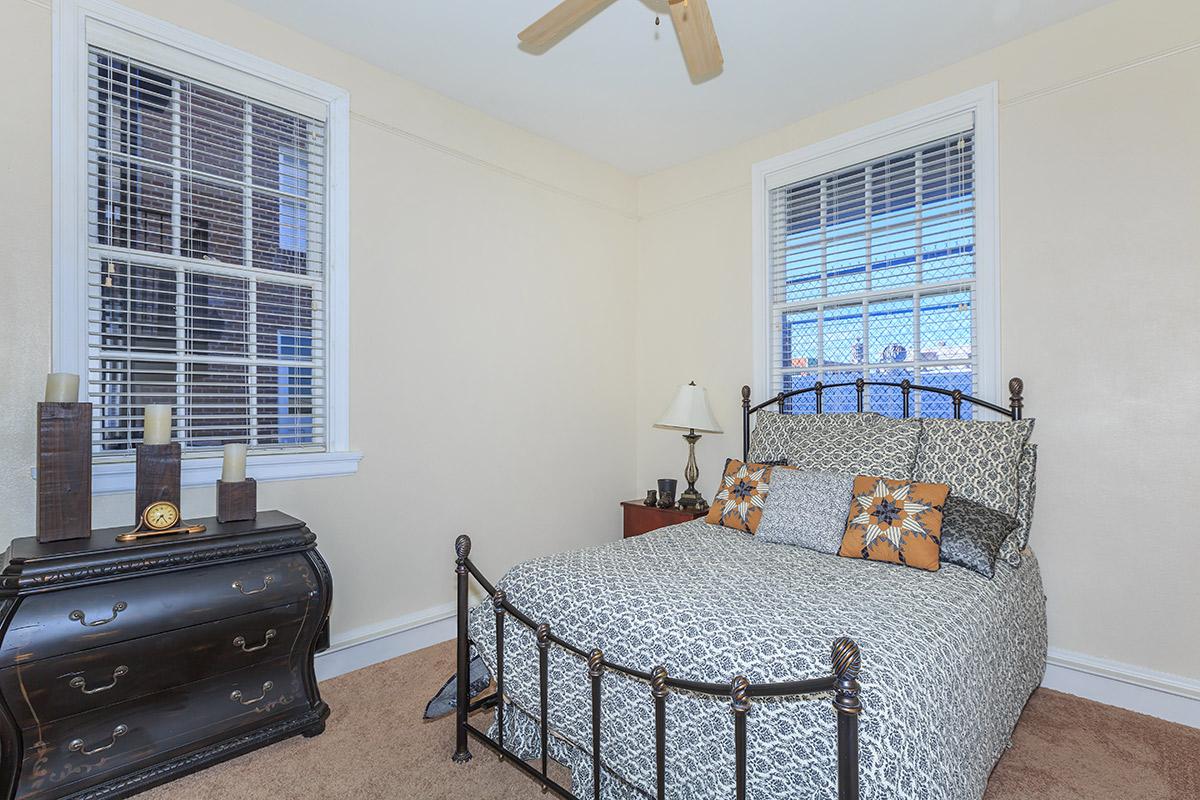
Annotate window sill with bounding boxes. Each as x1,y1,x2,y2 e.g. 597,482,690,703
30,450,363,496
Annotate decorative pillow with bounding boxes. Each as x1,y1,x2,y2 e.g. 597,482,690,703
913,418,1035,516
839,476,949,571
755,470,856,553
706,459,778,533
939,496,1020,579
749,411,920,479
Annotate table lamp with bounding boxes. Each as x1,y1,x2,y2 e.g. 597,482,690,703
654,381,723,511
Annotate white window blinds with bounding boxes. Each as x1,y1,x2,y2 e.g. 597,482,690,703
767,127,978,417
86,44,328,456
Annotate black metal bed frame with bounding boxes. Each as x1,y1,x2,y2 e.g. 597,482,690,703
452,377,1026,800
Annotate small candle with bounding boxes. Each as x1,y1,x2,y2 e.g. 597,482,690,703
45,373,80,403
143,405,172,445
222,443,247,483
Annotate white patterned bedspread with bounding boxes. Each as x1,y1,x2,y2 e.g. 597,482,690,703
467,520,1047,800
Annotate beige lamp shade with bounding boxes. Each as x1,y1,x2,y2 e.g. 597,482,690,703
654,382,723,434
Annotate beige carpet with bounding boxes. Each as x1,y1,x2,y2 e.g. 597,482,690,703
141,640,1199,799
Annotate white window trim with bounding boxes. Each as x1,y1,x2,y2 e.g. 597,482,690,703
750,84,1001,410
49,0,358,492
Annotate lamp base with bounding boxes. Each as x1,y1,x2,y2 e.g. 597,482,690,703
678,431,709,513
677,488,708,513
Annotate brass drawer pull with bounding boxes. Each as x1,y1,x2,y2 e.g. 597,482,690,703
230,681,273,705
233,629,276,653
68,724,128,756
69,602,128,627
231,576,273,595
69,665,129,695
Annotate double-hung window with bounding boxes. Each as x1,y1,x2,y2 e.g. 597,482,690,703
53,1,354,489
752,88,999,418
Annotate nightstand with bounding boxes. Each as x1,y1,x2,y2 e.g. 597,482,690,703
620,500,708,538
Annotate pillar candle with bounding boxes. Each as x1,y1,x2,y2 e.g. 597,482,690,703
143,405,172,445
45,373,80,403
222,443,247,483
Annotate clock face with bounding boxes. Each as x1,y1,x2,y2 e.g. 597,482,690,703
143,501,180,531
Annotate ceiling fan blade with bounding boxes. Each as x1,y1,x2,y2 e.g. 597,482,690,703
669,0,724,82
519,0,613,49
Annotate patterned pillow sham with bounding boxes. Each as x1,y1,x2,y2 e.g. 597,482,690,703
839,475,950,571
748,410,880,462
705,459,779,533
755,469,856,553
940,495,1019,579
1013,443,1038,550
749,410,920,479
998,535,1022,569
913,418,1034,516
997,444,1038,569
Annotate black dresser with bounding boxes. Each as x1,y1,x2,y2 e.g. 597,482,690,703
0,511,331,800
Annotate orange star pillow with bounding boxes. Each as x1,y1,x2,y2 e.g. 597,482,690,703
839,476,950,571
706,459,779,533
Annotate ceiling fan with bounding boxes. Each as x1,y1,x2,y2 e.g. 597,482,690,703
519,0,724,83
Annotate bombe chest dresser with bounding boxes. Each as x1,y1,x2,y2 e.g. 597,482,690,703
0,511,332,800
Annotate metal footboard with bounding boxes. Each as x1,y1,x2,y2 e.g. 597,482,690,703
451,535,863,800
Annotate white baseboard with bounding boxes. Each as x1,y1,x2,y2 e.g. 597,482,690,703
314,605,1200,731
1043,647,1200,729
314,601,455,682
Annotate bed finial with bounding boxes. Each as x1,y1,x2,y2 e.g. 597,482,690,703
831,637,861,682
1009,377,1024,419
729,675,751,714
454,534,471,562
650,665,670,699
741,385,751,405
831,637,863,716
493,588,506,614
588,648,604,678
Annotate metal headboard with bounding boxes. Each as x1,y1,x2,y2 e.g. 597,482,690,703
741,377,1025,462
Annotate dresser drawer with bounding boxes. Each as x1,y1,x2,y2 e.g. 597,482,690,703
0,553,318,667
16,658,304,800
1,601,314,730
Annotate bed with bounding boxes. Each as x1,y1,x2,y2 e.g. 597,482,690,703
451,378,1046,800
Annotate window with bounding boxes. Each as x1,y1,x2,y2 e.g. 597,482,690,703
752,88,999,418
53,1,355,490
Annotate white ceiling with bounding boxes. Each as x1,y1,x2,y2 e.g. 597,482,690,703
228,0,1114,175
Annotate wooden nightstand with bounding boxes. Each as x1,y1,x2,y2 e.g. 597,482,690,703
620,500,708,538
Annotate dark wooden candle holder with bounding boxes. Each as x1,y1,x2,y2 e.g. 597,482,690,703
216,478,257,523
135,442,181,523
36,402,93,543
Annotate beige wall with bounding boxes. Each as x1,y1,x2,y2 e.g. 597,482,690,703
0,0,639,641
635,0,1200,679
